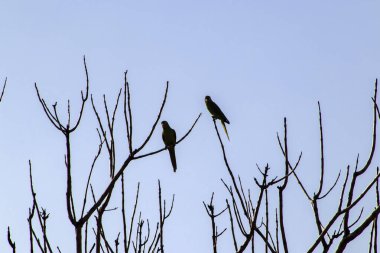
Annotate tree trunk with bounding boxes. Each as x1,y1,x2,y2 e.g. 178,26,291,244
76,226,82,253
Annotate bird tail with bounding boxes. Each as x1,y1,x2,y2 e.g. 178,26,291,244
221,121,230,141
168,147,177,172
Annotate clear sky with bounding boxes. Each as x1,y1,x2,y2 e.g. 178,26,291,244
0,1,380,252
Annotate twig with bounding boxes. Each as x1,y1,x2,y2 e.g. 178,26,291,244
7,226,16,253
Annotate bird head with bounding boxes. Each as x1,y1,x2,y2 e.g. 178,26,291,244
161,121,169,128
205,95,211,102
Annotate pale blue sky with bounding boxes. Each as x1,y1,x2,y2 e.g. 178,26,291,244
0,1,380,252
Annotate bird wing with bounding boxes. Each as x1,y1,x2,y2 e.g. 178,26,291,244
162,127,176,146
208,100,230,124
163,127,177,172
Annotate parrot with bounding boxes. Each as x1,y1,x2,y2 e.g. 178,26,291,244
205,95,230,140
161,121,177,172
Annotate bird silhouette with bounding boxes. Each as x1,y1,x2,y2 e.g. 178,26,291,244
205,95,230,140
161,121,177,172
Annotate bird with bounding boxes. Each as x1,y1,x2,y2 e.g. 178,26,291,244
205,95,230,140
161,121,177,172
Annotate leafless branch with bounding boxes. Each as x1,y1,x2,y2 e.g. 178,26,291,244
0,77,7,103
7,226,16,253
133,113,202,160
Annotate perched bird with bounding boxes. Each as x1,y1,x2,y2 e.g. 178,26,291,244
161,121,177,172
205,95,230,140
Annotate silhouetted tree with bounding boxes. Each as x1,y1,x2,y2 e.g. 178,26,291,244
4,61,380,253
204,79,380,252
7,58,200,253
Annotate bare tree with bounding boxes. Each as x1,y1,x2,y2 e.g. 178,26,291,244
205,79,380,252
7,57,200,253
4,61,380,253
